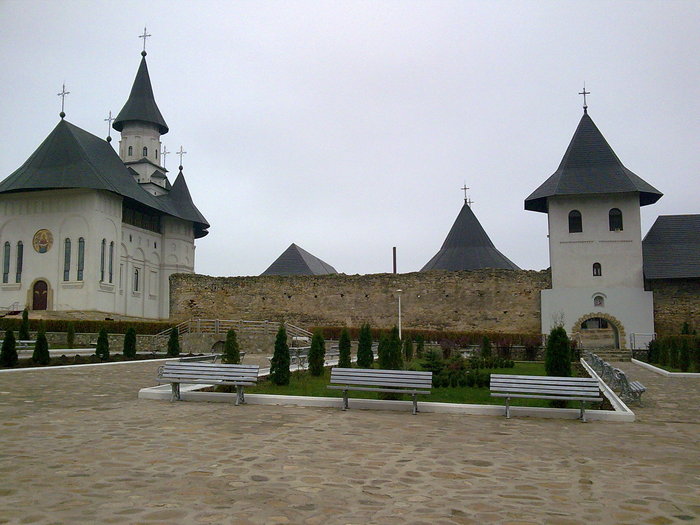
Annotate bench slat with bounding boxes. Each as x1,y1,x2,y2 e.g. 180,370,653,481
492,393,602,402
328,386,430,395
491,374,597,383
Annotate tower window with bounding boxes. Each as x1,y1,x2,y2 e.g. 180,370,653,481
593,263,602,277
143,146,148,157
609,208,623,231
134,267,140,292
568,210,582,233
15,241,23,283
109,242,114,283
77,238,85,281
100,239,106,282
128,146,133,156
155,149,158,159
63,238,71,281
3,242,10,283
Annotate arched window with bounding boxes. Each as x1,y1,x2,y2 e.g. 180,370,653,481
100,239,106,282
63,238,71,281
155,148,158,159
15,241,23,283
3,242,10,283
593,263,602,277
143,146,148,157
609,208,623,231
77,238,85,281
594,295,604,307
134,267,140,292
128,146,133,156
109,242,114,283
568,210,582,233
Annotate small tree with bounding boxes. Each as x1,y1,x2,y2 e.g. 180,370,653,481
545,326,571,377
0,330,18,368
480,336,492,358
415,334,425,359
338,328,351,368
269,324,290,385
167,328,180,357
378,326,403,370
679,337,691,372
123,327,137,359
32,322,50,366
356,323,374,368
222,329,241,364
96,328,110,361
681,322,691,335
647,339,660,364
403,336,414,362
308,330,326,376
19,308,30,340
66,322,76,348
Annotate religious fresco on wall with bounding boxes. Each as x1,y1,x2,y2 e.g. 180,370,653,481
32,229,53,254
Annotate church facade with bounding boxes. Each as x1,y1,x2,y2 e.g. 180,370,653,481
0,50,208,319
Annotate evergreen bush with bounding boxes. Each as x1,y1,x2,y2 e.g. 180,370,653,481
222,329,240,364
123,327,137,359
545,326,571,377
647,339,660,363
378,327,403,370
422,348,444,375
338,328,351,368
96,328,110,361
66,322,76,348
679,337,691,372
269,324,290,385
308,330,326,376
659,339,669,366
403,336,414,362
356,323,373,368
694,339,700,372
415,335,425,359
167,328,180,357
0,330,18,367
32,323,50,366
669,343,679,369
681,322,691,335
19,308,30,340
480,336,492,358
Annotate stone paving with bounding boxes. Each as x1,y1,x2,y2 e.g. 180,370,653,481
0,360,698,524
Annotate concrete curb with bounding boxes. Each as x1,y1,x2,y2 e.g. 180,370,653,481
0,357,176,373
632,358,700,378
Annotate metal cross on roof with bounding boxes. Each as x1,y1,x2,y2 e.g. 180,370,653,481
177,145,187,168
139,26,152,53
461,184,470,203
466,197,475,208
104,110,115,141
57,83,70,118
579,83,590,113
161,145,170,167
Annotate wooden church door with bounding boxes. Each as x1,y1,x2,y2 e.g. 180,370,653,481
32,280,48,310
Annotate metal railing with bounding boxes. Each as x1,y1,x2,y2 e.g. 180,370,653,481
155,319,312,340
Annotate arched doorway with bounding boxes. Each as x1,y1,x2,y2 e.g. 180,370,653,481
32,280,48,310
578,317,619,349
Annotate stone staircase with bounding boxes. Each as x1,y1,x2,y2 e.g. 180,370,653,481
583,347,632,362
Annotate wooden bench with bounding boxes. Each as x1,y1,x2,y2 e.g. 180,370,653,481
490,374,602,422
156,362,259,405
613,368,646,406
328,367,432,415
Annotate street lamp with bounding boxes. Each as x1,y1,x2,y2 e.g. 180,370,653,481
396,289,402,340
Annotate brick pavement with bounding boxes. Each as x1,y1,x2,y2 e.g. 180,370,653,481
0,360,698,524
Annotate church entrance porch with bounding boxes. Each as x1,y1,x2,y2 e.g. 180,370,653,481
32,280,48,310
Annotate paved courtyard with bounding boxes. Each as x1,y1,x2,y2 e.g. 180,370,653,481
0,360,698,524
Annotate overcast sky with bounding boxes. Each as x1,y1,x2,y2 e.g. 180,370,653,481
1,1,698,277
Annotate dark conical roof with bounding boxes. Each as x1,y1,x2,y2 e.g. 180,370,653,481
421,203,520,271
261,243,338,276
0,119,208,237
525,112,662,213
113,54,169,134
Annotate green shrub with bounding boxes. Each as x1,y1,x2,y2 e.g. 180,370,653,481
378,327,403,370
167,328,180,357
66,322,75,348
545,326,571,377
308,330,326,377
669,343,679,369
222,329,240,364
123,327,137,359
96,328,110,361
1,330,18,367
679,337,691,372
32,323,50,366
659,339,669,366
681,322,692,335
415,335,425,359
403,336,414,362
269,324,290,386
338,328,351,368
647,339,660,364
422,348,444,375
356,323,373,368
19,309,30,340
480,336,492,358
524,343,538,361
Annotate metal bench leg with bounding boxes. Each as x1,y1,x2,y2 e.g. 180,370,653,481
505,397,510,419
235,385,244,406
342,389,348,410
412,393,418,415
171,383,180,402
580,401,587,423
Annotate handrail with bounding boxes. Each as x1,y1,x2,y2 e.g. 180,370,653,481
155,319,312,339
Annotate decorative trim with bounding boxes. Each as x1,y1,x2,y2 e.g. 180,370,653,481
98,282,115,293
1,283,21,291
61,281,84,289
571,311,627,349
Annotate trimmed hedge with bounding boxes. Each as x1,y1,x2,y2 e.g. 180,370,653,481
0,318,174,335
649,335,700,372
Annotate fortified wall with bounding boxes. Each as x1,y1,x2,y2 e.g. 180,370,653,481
170,269,552,334
647,278,700,336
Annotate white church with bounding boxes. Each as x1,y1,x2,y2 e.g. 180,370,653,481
0,49,209,319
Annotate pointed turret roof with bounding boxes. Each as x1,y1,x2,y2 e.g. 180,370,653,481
525,112,662,213
162,168,210,238
421,203,520,271
261,243,338,276
113,53,169,134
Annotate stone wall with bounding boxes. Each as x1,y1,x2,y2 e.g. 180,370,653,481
170,269,551,334
647,278,700,336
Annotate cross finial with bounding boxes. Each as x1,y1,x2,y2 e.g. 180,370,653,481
104,110,115,142
466,197,475,208
57,83,70,119
579,83,590,114
177,145,187,169
139,26,152,55
461,183,469,203
161,145,170,167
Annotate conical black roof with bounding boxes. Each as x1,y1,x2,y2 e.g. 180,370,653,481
113,54,169,134
525,112,662,213
162,169,210,238
261,243,338,276
421,203,520,271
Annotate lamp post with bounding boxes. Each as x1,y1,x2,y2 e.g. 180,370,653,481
396,289,402,340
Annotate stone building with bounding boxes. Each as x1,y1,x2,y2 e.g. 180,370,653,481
0,50,208,319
